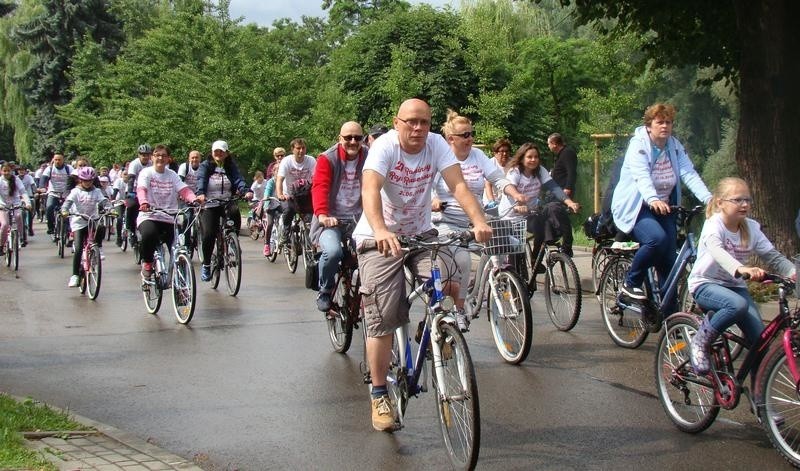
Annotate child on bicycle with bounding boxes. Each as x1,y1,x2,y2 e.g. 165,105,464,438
61,167,108,287
262,164,279,257
0,163,31,255
688,177,796,374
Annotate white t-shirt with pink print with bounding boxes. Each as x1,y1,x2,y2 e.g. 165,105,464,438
353,130,458,244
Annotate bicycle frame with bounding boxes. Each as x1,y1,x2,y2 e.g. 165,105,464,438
394,242,457,399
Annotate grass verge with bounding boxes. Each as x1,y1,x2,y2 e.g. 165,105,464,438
0,393,86,470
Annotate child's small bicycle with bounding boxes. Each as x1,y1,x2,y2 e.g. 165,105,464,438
68,204,114,300
655,271,800,467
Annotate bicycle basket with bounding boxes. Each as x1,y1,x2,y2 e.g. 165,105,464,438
484,218,526,255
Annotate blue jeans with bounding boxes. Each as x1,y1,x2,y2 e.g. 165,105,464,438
627,205,677,289
693,283,763,347
318,227,344,293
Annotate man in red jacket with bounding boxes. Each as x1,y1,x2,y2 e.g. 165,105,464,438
310,121,367,312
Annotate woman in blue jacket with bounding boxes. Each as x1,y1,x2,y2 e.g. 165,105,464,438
195,140,253,281
611,103,712,304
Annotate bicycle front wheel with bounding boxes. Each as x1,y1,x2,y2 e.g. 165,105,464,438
654,313,719,433
57,219,66,259
211,236,222,289
757,340,800,468
87,245,102,300
544,252,582,331
327,272,354,353
432,322,480,471
266,222,278,263
172,252,196,324
285,233,299,273
598,256,649,348
224,233,242,296
11,230,19,271
487,270,532,365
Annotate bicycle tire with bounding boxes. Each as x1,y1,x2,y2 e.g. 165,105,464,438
285,232,299,274
105,217,113,241
487,269,532,364
5,232,12,268
387,334,409,428
172,252,196,324
327,271,354,353
544,252,582,331
57,218,66,259
211,236,222,289
247,216,260,241
598,255,649,348
224,232,242,296
121,229,128,252
654,313,720,433
432,321,481,470
79,267,87,294
267,223,279,263
11,230,19,271
143,279,162,314
87,245,102,300
301,229,314,272
756,339,800,468
592,245,612,300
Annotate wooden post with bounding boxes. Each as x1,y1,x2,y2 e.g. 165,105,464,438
589,133,617,213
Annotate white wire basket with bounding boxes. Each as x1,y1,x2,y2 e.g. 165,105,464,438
484,218,527,256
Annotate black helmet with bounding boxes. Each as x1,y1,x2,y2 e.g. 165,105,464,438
137,144,153,154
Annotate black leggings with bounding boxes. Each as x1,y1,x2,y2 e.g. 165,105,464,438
199,203,240,263
138,220,174,264
72,226,105,276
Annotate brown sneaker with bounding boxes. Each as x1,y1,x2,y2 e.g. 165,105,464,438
371,395,397,432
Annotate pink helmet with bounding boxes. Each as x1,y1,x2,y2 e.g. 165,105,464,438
77,166,97,181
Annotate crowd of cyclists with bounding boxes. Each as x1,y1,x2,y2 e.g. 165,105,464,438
3,98,800,467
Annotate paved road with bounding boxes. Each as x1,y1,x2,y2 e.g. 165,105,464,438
0,222,793,470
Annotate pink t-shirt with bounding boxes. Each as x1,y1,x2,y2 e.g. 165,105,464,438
136,167,188,224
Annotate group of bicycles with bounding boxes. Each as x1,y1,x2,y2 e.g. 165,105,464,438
585,205,800,468
245,200,583,470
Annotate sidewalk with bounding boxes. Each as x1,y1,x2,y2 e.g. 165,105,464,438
18,396,203,471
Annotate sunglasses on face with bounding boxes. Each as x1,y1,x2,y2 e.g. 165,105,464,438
453,131,475,139
341,135,364,142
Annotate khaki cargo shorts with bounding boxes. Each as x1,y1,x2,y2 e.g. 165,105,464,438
357,241,456,338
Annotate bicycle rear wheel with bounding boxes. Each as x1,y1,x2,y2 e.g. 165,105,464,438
599,256,649,348
654,313,719,433
247,216,260,240
544,252,581,331
224,232,242,296
327,271,354,353
487,269,532,364
172,252,196,324
756,339,800,468
432,322,480,470
87,245,102,300
387,334,409,429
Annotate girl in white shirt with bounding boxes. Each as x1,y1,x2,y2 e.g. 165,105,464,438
687,177,796,374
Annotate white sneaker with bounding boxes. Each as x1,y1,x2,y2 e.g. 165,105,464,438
99,249,105,260
67,275,80,287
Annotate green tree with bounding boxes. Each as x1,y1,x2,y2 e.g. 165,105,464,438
11,0,123,158
560,0,800,254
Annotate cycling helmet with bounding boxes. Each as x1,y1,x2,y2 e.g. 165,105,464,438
77,166,97,181
137,143,153,154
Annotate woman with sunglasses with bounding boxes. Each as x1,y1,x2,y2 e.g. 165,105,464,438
431,110,527,331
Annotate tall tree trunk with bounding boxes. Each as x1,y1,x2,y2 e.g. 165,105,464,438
734,0,800,257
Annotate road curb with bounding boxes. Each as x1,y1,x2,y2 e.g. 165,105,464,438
12,393,204,471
